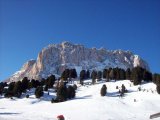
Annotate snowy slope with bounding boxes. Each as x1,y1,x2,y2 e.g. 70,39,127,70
0,80,160,120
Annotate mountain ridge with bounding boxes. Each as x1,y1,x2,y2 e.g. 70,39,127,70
6,41,149,82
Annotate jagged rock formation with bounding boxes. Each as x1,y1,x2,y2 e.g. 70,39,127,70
6,41,149,82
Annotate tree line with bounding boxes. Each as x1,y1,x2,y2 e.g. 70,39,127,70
79,66,153,85
0,66,160,100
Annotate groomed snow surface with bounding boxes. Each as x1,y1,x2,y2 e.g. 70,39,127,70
0,80,160,120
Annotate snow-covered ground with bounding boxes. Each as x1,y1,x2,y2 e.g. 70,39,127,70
0,80,160,120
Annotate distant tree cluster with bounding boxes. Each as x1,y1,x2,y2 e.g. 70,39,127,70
0,82,7,96
153,73,160,94
102,66,152,85
2,75,56,98
61,69,77,81
51,84,76,103
79,66,152,86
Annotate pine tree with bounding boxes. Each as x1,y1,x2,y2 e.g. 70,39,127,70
21,77,29,92
100,84,107,96
131,67,144,85
157,75,160,86
106,69,110,82
47,75,55,88
29,79,37,88
0,82,6,96
126,68,131,80
152,73,159,84
35,86,44,98
56,85,68,102
156,75,160,94
103,69,107,79
115,68,120,80
97,71,102,81
61,69,70,81
109,69,116,80
67,86,76,99
4,82,15,98
70,69,77,78
86,70,90,79
121,84,126,94
44,85,48,91
91,70,97,84
156,85,160,94
119,69,126,80
80,70,86,85
13,81,22,98
8,82,15,92
40,78,45,86
73,84,77,90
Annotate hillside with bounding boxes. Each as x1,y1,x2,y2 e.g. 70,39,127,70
0,80,159,120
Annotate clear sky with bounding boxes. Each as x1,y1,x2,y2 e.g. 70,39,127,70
0,0,160,81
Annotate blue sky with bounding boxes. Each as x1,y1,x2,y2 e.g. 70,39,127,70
0,0,160,81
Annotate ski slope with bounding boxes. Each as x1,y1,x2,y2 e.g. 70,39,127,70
0,80,160,120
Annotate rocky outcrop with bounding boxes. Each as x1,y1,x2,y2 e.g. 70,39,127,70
6,41,149,82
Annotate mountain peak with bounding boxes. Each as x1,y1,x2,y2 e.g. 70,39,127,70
6,42,149,82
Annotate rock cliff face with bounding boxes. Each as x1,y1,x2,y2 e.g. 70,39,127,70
7,41,149,82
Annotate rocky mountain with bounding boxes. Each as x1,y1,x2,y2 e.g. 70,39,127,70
7,41,149,82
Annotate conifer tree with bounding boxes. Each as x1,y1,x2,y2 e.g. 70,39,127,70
131,67,143,85
115,68,120,80
21,77,29,92
91,70,97,84
70,69,77,78
109,69,116,80
61,69,70,81
8,82,15,92
13,81,22,98
156,85,160,94
80,70,86,85
126,68,131,80
56,85,68,102
97,71,102,81
103,69,107,79
100,84,107,96
47,75,55,88
86,70,90,79
35,86,44,98
106,69,110,82
44,85,48,91
121,84,126,94
67,86,75,99
119,69,126,80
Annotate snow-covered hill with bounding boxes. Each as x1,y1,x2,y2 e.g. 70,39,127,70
0,80,159,120
6,41,149,82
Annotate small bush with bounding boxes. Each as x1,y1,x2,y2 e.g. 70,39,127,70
100,84,107,96
26,94,29,98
